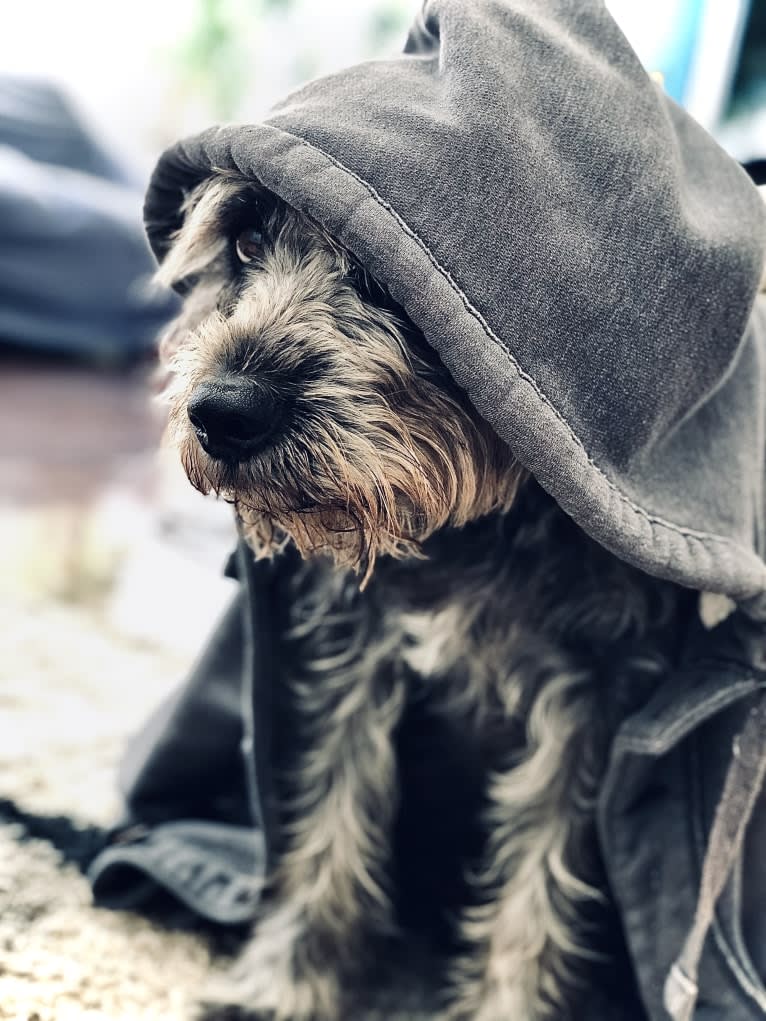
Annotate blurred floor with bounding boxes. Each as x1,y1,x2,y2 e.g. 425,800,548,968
0,353,238,816
0,353,159,505
0,353,160,601
0,352,236,626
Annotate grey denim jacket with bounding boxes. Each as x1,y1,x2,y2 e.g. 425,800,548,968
91,2,766,1017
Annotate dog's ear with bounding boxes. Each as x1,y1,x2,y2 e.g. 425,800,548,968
759,187,766,293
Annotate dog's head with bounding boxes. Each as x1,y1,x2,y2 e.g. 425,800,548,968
158,175,522,578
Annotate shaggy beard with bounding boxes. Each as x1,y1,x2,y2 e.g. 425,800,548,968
170,400,524,584
175,429,446,583
178,431,422,581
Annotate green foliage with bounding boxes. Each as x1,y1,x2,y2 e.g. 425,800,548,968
173,0,296,119
171,0,409,121
262,0,296,12
174,0,240,118
368,1,410,50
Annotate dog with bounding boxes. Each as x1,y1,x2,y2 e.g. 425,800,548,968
156,173,688,1020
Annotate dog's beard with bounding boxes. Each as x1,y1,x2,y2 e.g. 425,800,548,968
169,368,523,582
158,175,523,581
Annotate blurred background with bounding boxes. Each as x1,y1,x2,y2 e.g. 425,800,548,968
0,0,765,832
0,0,763,1015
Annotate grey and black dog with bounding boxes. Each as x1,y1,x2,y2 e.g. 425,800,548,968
158,176,687,1021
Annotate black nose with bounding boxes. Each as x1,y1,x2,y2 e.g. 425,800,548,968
187,378,283,461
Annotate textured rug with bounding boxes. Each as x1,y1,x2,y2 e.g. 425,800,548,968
0,822,212,1021
0,595,216,1021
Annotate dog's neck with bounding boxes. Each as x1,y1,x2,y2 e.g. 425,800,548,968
365,480,688,702
373,481,580,614
284,478,688,695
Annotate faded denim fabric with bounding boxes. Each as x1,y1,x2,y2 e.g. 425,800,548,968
599,616,766,1019
90,550,278,924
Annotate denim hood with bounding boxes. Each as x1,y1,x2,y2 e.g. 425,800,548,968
144,0,766,614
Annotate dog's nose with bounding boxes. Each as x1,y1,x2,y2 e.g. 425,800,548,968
187,379,282,461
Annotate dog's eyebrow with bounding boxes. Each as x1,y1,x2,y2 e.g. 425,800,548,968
208,188,266,231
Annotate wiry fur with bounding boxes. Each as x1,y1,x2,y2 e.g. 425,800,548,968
159,174,688,1020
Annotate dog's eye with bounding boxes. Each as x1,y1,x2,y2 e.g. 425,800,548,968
235,228,264,264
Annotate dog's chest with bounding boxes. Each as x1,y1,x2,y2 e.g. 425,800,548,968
398,607,465,679
395,605,515,735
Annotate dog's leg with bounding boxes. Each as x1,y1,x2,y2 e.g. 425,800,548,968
447,668,603,1021
200,661,406,1021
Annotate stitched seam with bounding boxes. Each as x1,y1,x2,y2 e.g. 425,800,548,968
615,679,763,755
690,734,766,1009
260,126,762,557
712,918,766,1009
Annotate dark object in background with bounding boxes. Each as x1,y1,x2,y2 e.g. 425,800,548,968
730,0,766,116
0,76,176,364
745,159,766,186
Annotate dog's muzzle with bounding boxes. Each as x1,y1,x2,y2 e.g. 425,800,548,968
187,377,284,462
